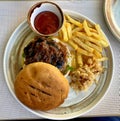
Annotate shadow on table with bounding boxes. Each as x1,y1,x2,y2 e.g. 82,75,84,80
34,117,120,121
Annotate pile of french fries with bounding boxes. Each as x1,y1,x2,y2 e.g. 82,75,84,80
57,14,109,68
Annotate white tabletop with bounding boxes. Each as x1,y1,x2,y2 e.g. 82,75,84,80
0,0,120,119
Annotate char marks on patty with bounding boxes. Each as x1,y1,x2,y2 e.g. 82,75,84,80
24,37,68,72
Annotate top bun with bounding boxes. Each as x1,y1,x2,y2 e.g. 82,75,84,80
14,62,69,111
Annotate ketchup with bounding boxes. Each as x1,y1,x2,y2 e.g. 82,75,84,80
34,11,59,35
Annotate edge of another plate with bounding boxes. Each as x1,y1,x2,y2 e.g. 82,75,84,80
104,0,120,41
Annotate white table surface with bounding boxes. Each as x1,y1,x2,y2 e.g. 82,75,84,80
0,0,120,119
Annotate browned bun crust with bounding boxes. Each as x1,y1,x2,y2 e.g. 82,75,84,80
14,62,69,111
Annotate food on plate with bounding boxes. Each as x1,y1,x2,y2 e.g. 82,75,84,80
70,56,103,90
55,14,109,90
22,36,71,75
34,11,59,35
14,62,69,111
58,14,109,57
27,1,64,37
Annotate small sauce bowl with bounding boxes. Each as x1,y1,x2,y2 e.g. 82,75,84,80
27,1,64,36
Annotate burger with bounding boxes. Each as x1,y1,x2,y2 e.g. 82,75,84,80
14,36,71,111
22,36,71,75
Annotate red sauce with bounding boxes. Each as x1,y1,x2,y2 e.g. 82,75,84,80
34,11,59,35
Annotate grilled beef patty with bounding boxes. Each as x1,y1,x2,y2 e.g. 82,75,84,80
23,37,68,73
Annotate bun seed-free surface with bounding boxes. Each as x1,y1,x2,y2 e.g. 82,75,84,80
14,62,69,111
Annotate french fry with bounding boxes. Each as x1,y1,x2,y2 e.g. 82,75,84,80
61,23,68,42
95,24,102,35
97,57,108,61
83,20,92,36
71,51,77,68
68,40,78,50
75,32,104,48
72,37,94,53
100,40,109,47
95,24,109,47
71,23,75,29
58,30,63,40
93,50,102,58
72,27,83,34
76,52,83,66
75,32,100,44
85,40,102,52
91,32,102,40
65,14,83,28
66,22,72,39
89,28,98,33
77,47,93,56
87,22,94,28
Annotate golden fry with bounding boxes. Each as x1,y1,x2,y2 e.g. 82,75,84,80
95,24,102,35
72,27,83,34
85,40,102,52
61,23,68,42
97,57,108,61
100,40,109,47
83,20,92,36
66,22,72,39
89,28,97,33
72,37,94,53
75,32,104,47
71,51,77,68
58,30,63,40
68,40,78,50
76,52,83,66
75,32,99,44
91,32,101,40
87,22,94,28
95,24,109,47
93,50,102,58
77,47,93,56
65,14,82,28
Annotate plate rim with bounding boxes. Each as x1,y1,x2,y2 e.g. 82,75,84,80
104,0,120,41
3,9,114,120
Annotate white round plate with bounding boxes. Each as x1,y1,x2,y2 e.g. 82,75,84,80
104,0,120,41
3,10,113,120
